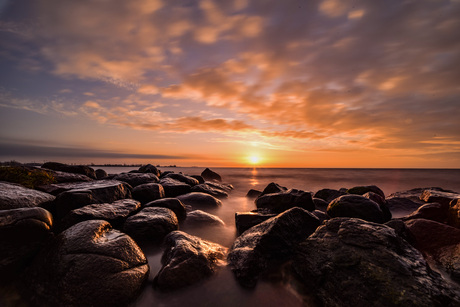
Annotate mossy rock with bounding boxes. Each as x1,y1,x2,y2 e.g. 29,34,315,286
0,166,56,189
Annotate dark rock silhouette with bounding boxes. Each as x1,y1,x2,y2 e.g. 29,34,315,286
42,162,96,179
200,168,222,182
327,194,385,223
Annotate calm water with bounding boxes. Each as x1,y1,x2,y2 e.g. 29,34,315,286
96,167,460,306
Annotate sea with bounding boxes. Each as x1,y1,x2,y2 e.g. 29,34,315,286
98,167,460,306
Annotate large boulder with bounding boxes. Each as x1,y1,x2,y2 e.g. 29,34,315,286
255,189,315,213
314,188,347,203
123,207,178,243
132,183,165,204
200,168,222,182
235,211,276,235
387,187,454,204
23,220,149,306
95,169,108,179
0,165,58,188
449,198,460,228
363,191,392,221
154,231,227,290
191,183,228,199
184,210,225,227
402,202,449,223
228,207,320,287
327,194,385,223
113,173,159,187
159,178,191,197
0,182,55,210
177,192,222,210
46,180,132,219
246,189,262,199
145,198,187,222
41,162,96,179
60,199,141,230
258,182,287,198
420,189,460,207
312,197,329,212
347,185,385,199
138,164,160,177
405,218,460,283
0,207,53,277
163,173,199,186
293,218,460,306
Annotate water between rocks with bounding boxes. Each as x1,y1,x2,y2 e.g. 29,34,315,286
98,167,460,306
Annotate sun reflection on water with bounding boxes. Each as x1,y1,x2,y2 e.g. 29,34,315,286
250,167,259,186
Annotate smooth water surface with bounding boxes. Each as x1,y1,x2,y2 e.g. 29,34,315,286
96,167,460,306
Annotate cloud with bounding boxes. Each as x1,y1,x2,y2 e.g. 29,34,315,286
0,0,459,164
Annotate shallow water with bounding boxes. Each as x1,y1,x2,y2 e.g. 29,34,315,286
95,167,460,306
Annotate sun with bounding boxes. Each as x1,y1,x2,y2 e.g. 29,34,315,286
248,155,261,165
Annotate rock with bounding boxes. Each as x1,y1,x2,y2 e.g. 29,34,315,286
449,198,460,228
363,191,392,221
420,189,460,207
406,218,460,283
159,178,191,197
327,195,385,223
95,169,108,179
235,211,276,235
41,162,96,179
314,188,347,203
312,197,329,212
0,182,55,210
347,185,385,199
185,210,225,227
48,180,132,219
145,198,187,222
387,187,452,204
258,182,287,198
205,181,233,192
132,183,165,204
402,202,449,223
0,207,53,277
138,164,160,177
200,168,222,182
293,217,460,307
255,189,315,213
246,189,262,199
0,165,58,188
190,175,205,184
113,173,159,187
384,219,416,246
385,197,423,217
163,173,199,186
154,231,227,290
123,207,178,243
176,192,222,210
60,199,141,230
47,170,93,183
23,220,149,306
228,207,320,287
191,183,228,199
311,210,329,224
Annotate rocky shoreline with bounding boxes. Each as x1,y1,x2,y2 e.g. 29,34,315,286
1,162,460,306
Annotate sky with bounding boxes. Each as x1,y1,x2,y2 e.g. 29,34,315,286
0,0,459,168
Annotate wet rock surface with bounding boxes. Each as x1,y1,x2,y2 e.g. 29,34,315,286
60,199,141,230
420,189,460,207
163,173,199,186
255,189,315,213
23,220,149,306
154,231,227,290
235,211,276,235
177,192,222,210
145,198,187,222
313,188,347,203
113,172,159,187
405,218,460,283
41,162,97,179
191,183,229,199
0,182,55,210
402,202,449,223
0,207,53,277
124,207,178,242
185,210,225,227
327,194,386,223
132,182,165,204
200,168,222,182
159,177,192,197
228,207,320,287
293,218,460,307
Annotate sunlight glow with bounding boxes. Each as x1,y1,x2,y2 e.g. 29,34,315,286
248,155,261,165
